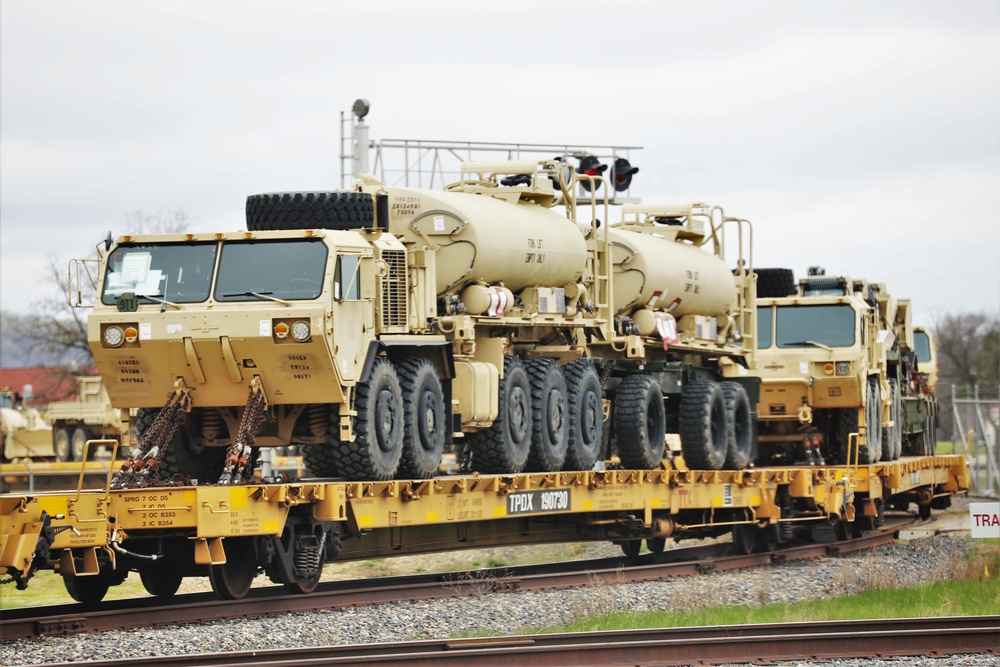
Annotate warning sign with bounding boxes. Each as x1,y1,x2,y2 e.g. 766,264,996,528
969,502,1000,539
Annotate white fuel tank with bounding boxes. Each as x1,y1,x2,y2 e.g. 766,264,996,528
607,225,736,317
378,186,588,295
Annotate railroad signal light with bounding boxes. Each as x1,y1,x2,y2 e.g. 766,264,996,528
612,157,639,192
577,155,608,192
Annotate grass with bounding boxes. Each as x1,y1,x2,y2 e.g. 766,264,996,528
459,539,1000,637
525,576,999,636
0,569,149,609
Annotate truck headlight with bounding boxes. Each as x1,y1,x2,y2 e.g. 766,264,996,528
103,325,124,347
291,320,311,342
836,362,850,376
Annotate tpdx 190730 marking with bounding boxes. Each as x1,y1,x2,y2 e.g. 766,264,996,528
507,489,571,516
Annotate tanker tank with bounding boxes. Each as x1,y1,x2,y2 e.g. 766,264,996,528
607,222,736,319
377,185,588,296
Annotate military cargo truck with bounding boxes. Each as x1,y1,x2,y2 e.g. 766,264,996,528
0,388,53,461
732,268,894,465
73,160,755,487
46,376,126,461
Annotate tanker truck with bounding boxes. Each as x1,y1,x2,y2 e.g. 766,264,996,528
74,160,755,486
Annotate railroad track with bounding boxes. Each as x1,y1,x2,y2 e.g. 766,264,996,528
3,523,902,640
31,616,1000,667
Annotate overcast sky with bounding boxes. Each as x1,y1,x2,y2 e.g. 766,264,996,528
1,0,998,326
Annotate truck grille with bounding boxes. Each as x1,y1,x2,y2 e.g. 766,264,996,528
381,249,407,329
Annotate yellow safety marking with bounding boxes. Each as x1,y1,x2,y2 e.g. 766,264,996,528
712,497,723,507
357,515,375,528
263,519,280,534
750,495,761,505
493,506,505,517
38,497,68,516
651,498,662,508
230,488,248,511
183,490,196,504
425,511,440,523
581,500,593,511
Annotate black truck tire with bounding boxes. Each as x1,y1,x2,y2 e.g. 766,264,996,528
755,268,796,298
246,192,374,231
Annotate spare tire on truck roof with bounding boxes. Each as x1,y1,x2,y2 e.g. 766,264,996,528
246,191,375,231
754,268,796,298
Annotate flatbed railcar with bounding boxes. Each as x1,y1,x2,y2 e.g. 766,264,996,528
1,454,968,602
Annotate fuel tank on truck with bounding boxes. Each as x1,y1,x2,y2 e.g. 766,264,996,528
606,221,737,318
374,184,589,296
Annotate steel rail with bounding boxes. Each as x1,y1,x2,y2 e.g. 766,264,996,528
2,523,903,641
30,616,1000,667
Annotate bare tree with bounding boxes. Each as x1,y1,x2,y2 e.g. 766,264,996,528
931,310,1000,437
124,209,192,236
9,210,192,388
932,311,1000,390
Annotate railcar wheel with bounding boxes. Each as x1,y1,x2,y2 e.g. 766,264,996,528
758,524,779,552
620,540,641,558
679,381,727,470
562,360,603,471
54,428,72,462
614,374,666,469
525,359,569,472
283,575,321,595
398,358,446,479
881,378,901,462
139,563,183,598
64,570,123,604
834,514,853,541
731,524,756,555
720,382,753,470
646,537,666,554
71,428,93,462
209,539,258,600
333,358,403,481
918,501,932,520
466,356,532,474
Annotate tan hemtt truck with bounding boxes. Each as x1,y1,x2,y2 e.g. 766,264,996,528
0,388,53,461
46,376,126,461
729,268,893,465
72,160,755,488
895,322,939,456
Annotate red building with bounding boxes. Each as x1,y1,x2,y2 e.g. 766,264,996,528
0,367,93,407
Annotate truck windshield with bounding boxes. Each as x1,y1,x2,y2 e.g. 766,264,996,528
914,330,932,363
775,304,855,348
215,239,328,302
102,243,217,305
